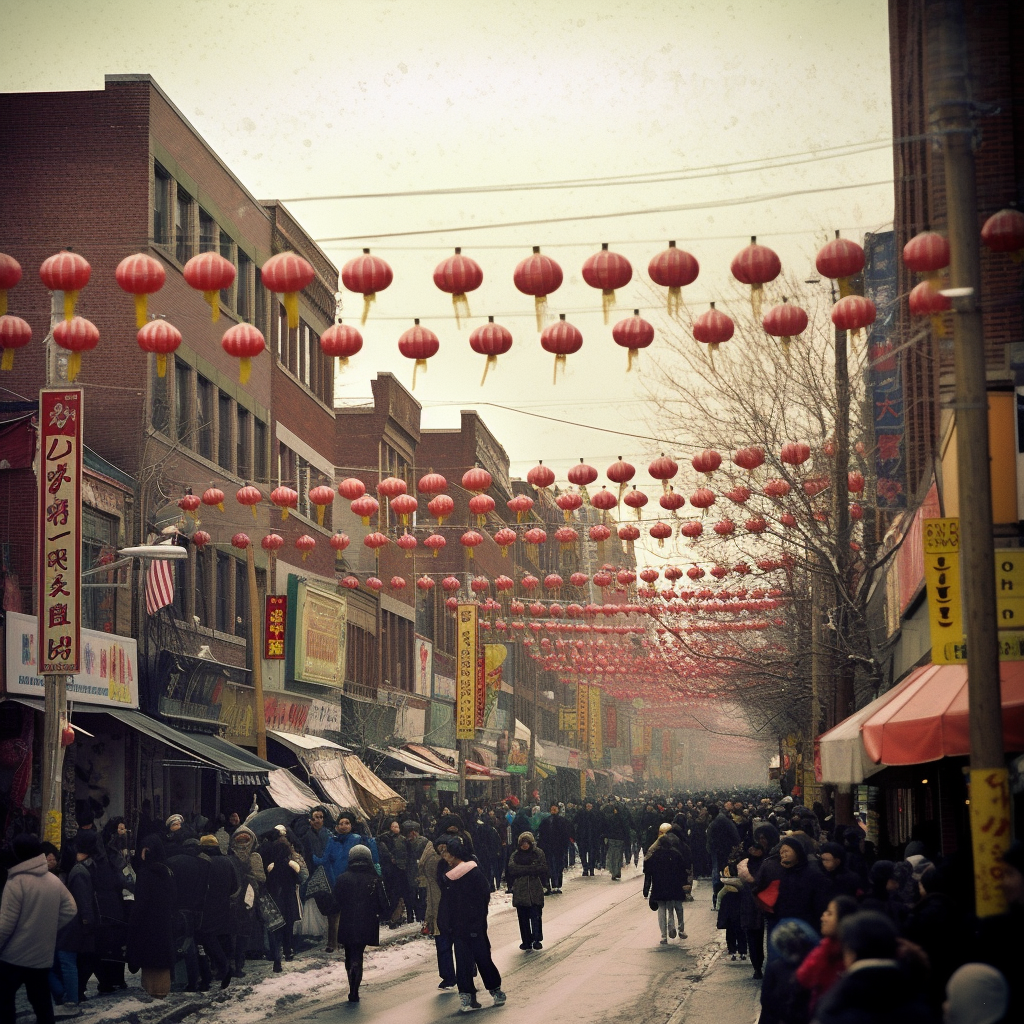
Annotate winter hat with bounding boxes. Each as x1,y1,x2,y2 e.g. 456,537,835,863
819,841,846,863
903,840,927,859
444,836,466,860
274,824,288,836
75,830,100,856
769,918,818,963
658,822,672,834
12,834,42,863
944,964,1009,1024
778,836,808,864
402,820,419,833
348,844,373,865
166,813,184,828
199,834,220,848
518,831,535,846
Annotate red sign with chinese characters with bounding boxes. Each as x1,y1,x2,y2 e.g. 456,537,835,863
264,595,286,660
38,389,83,674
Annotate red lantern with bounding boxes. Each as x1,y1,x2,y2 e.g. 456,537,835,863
192,530,211,549
0,315,31,371
815,231,865,297
309,484,335,526
650,522,672,547
202,487,225,512
908,280,951,335
690,488,715,513
341,249,393,323
262,252,315,330
903,231,950,274
648,241,699,315
582,243,632,322
981,208,1024,255
618,523,640,542
434,247,483,325
693,303,734,364
494,527,517,556
568,459,598,488
231,533,251,550
116,253,166,327
52,317,98,382
544,573,563,591
495,575,514,592
763,479,790,499
0,253,22,316
687,566,705,581
340,575,360,590
850,503,864,521
271,486,298,520
377,476,407,499
137,320,181,378
417,470,448,495
524,527,547,549
611,310,654,371
469,317,513,384
713,520,735,536
398,319,439,389
389,575,407,591
831,295,876,338
554,526,578,550
725,485,751,505
462,466,492,493
660,488,685,512
338,478,366,500
780,512,798,528
803,477,829,497
521,574,540,591
691,449,722,475
469,493,495,526
710,565,729,580
428,494,455,525
221,324,265,384
624,487,648,517
424,533,447,558
417,575,436,591
527,462,555,490
555,491,582,520
745,517,769,534
320,322,363,371
606,458,635,490
40,251,91,321
236,484,263,521
540,314,582,382
593,571,613,588
647,454,678,490
178,493,201,518
733,447,765,473
460,530,484,559
591,487,618,512
780,442,811,467
182,252,235,322
351,494,379,525
762,298,808,359
589,524,611,543
391,494,418,525
731,236,781,315
366,577,384,592
364,531,390,551
848,471,865,494
330,532,351,555
571,572,591,587
514,246,563,330
293,534,315,561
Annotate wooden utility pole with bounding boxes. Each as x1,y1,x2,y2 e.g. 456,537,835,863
927,0,1006,916
246,545,267,760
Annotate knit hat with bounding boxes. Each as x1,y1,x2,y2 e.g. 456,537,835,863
166,813,184,828
402,820,419,833
658,822,672,834
444,835,466,859
517,831,535,846
274,824,288,836
348,844,373,865
75,830,100,856
944,964,1009,1024
199,834,220,848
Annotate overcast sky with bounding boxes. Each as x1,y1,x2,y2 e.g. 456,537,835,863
3,1,894,517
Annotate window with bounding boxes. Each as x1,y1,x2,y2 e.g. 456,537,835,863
278,443,296,489
235,559,248,636
254,418,268,482
150,357,169,434
219,231,233,307
218,393,233,470
194,549,209,627
82,507,118,633
199,209,217,253
216,552,232,633
237,251,251,319
153,163,170,245
296,456,312,518
237,407,251,480
175,186,193,264
299,320,309,386
196,375,214,461
255,266,266,335
173,360,191,443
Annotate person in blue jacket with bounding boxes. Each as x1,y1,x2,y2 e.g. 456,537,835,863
313,811,379,952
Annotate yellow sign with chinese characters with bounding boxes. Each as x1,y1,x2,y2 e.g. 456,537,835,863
455,604,477,740
923,518,965,664
969,767,1010,918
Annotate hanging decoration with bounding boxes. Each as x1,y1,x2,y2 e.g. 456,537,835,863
908,280,951,334
364,531,389,552
815,231,865,298
434,247,483,326
236,484,263,521
469,492,495,526
428,493,455,525
0,253,22,316
554,526,578,551
730,236,781,317
262,252,315,330
831,294,876,339
418,470,447,495
761,297,808,361
202,487,225,512
725,485,750,504
981,208,1024,256
320,322,363,371
618,523,640,542
192,530,211,549
308,484,335,526
330,532,350,559
649,522,672,547
692,302,734,369
417,575,436,591
514,246,563,330
460,529,484,559
52,316,98,381
582,243,632,323
590,487,618,513
568,459,598,504
137,320,181,377
424,533,447,557
660,488,685,512
341,249,394,324
648,241,699,315
366,577,384,592
391,494,418,525
0,315,31,371
40,250,91,321
780,442,811,467
623,486,648,518
377,476,407,499
647,454,678,492
178,493,201,518
340,575,360,590
494,527,517,556
540,314,583,383
221,323,265,384
115,253,166,327
231,533,251,550
612,310,654,371
469,317,513,384
523,527,547,557
713,519,735,536
397,532,417,555
462,466,492,493
555,491,582,520
733,447,765,473
847,471,865,494
527,462,555,490
182,252,235,322
338,478,366,500
691,449,722,476
295,535,316,561
350,494,379,525
271,486,298,519
902,230,950,277
606,456,635,505
398,319,439,389
745,517,769,533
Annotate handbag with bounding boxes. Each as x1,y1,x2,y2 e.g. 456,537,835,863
753,878,781,914
306,865,337,916
257,892,285,933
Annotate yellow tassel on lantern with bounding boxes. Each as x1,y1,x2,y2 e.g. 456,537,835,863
250,506,258,522
361,293,376,325
281,508,290,521
0,292,7,316
667,286,682,317
481,354,497,386
707,343,718,373
63,290,79,321
301,549,309,562
156,354,168,378
411,358,427,390
838,276,853,299
477,515,485,528
602,289,615,324
216,501,224,512
283,291,299,330
1,349,13,371
534,295,547,332
361,515,371,526
316,506,326,527
552,354,566,385
338,356,349,372
467,548,474,560
626,348,638,372
930,313,946,337
134,294,149,328
67,352,82,381
239,357,252,385
750,283,763,320
432,548,439,558
203,290,219,323
452,293,470,327
563,510,571,523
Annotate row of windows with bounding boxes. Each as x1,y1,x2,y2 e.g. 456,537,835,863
277,305,333,406
277,444,330,528
152,356,269,483
169,547,264,636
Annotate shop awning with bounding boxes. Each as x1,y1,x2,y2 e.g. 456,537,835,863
266,769,324,814
375,746,457,776
343,753,406,816
405,743,458,772
817,682,911,784
267,730,367,817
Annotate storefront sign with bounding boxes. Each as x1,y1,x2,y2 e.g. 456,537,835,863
264,595,286,660
264,692,310,733
6,611,138,707
293,582,347,687
604,703,618,747
923,518,965,664
558,706,577,731
414,636,433,697
433,673,455,701
576,682,589,747
969,767,1011,917
219,684,256,745
995,549,1024,632
588,686,603,760
38,389,83,673
456,604,477,740
306,698,342,736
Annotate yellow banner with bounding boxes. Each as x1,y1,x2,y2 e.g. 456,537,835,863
995,549,1024,630
456,604,477,740
969,767,1010,917
589,686,603,760
923,518,965,664
576,682,589,750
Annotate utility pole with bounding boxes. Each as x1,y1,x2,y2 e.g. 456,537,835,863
927,0,1006,916
246,544,267,760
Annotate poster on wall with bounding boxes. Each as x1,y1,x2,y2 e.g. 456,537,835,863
293,581,347,687
433,673,456,701
6,611,138,708
414,636,433,697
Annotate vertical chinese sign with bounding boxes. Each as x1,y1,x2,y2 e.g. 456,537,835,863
38,390,83,674
923,518,966,664
588,686,603,761
456,604,477,740
576,682,589,754
264,595,286,660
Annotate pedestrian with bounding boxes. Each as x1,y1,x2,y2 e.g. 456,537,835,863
65,830,102,1000
537,803,570,893
332,844,387,1003
716,861,747,961
313,811,380,953
166,836,210,991
705,804,740,902
0,834,77,1024
196,834,237,989
505,832,547,950
126,834,177,999
574,799,601,877
441,836,505,1012
758,918,817,1024
299,806,331,942
228,825,265,976
432,837,457,991
601,802,631,881
262,825,302,969
643,827,688,944
816,841,862,900
795,894,858,1014
942,964,1008,1024
757,836,831,940
403,821,428,924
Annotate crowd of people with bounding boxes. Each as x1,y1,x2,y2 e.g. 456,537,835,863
0,787,1021,1022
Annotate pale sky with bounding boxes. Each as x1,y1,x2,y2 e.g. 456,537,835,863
3,0,894,527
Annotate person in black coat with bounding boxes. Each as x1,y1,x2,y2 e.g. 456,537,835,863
166,838,210,991
262,828,302,967
127,835,177,999
643,831,689,943
817,842,862,900
573,801,601,877
706,804,740,900
433,837,457,989
537,804,570,893
332,844,386,1003
196,835,238,988
65,830,101,1001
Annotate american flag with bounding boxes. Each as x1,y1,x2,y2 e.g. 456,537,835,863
145,556,175,615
